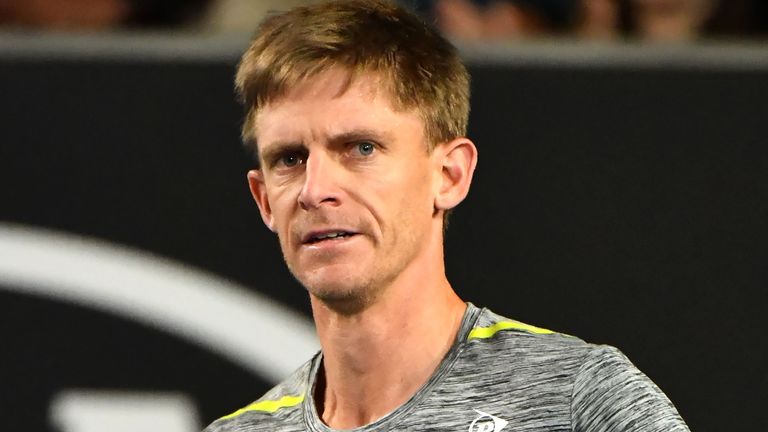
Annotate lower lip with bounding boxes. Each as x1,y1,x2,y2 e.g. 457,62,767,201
301,234,360,251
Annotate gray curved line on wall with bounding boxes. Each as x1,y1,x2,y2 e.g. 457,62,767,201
0,222,319,384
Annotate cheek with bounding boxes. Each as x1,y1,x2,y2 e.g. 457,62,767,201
389,167,435,224
267,187,299,240
404,160,437,209
267,181,299,215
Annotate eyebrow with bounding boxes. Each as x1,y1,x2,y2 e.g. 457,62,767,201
259,128,394,164
326,129,394,147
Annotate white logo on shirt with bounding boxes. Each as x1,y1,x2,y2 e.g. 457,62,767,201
468,409,508,432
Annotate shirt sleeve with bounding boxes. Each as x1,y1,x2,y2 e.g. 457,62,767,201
570,344,690,432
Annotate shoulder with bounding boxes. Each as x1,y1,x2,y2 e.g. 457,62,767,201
451,307,593,404
202,355,316,432
461,307,688,430
463,307,593,366
572,345,689,431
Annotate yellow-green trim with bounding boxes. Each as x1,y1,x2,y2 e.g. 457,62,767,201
467,320,555,340
220,394,305,420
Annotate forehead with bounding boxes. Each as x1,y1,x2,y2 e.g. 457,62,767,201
254,68,423,147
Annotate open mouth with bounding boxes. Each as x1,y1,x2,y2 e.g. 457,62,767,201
304,231,355,245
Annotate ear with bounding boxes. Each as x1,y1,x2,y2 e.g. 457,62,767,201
247,169,276,232
434,137,478,211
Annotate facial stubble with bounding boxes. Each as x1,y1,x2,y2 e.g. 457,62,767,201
279,215,424,316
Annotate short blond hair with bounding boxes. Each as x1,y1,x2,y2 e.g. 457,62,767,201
235,0,470,158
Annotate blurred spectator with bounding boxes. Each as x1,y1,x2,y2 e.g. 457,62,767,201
404,0,768,41
629,0,714,41
577,0,620,39
620,0,768,41
411,0,577,40
199,0,321,34
0,0,209,30
0,0,130,29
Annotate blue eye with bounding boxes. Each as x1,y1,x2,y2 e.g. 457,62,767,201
357,142,375,156
280,153,302,167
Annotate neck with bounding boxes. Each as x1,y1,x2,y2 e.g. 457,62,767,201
309,241,466,429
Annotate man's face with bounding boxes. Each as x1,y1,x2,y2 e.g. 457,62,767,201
249,69,443,309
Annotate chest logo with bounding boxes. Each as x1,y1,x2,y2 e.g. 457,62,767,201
468,409,508,432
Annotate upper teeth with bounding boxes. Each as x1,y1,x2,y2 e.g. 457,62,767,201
314,232,347,240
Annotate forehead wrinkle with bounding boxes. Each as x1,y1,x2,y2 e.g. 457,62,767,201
263,68,392,114
255,69,423,159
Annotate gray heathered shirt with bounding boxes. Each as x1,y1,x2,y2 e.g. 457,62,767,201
204,303,689,432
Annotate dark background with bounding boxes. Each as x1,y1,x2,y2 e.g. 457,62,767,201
1,40,766,431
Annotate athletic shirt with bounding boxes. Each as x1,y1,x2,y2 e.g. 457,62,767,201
204,303,689,432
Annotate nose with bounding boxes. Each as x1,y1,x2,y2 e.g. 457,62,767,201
298,151,341,210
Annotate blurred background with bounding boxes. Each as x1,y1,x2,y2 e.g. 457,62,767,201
1,0,767,431
1,0,768,40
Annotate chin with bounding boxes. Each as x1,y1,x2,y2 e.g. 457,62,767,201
311,288,374,315
300,271,380,315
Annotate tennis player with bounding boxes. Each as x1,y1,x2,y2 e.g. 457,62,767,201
204,1,689,431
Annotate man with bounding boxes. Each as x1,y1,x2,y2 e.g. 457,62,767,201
205,1,690,431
